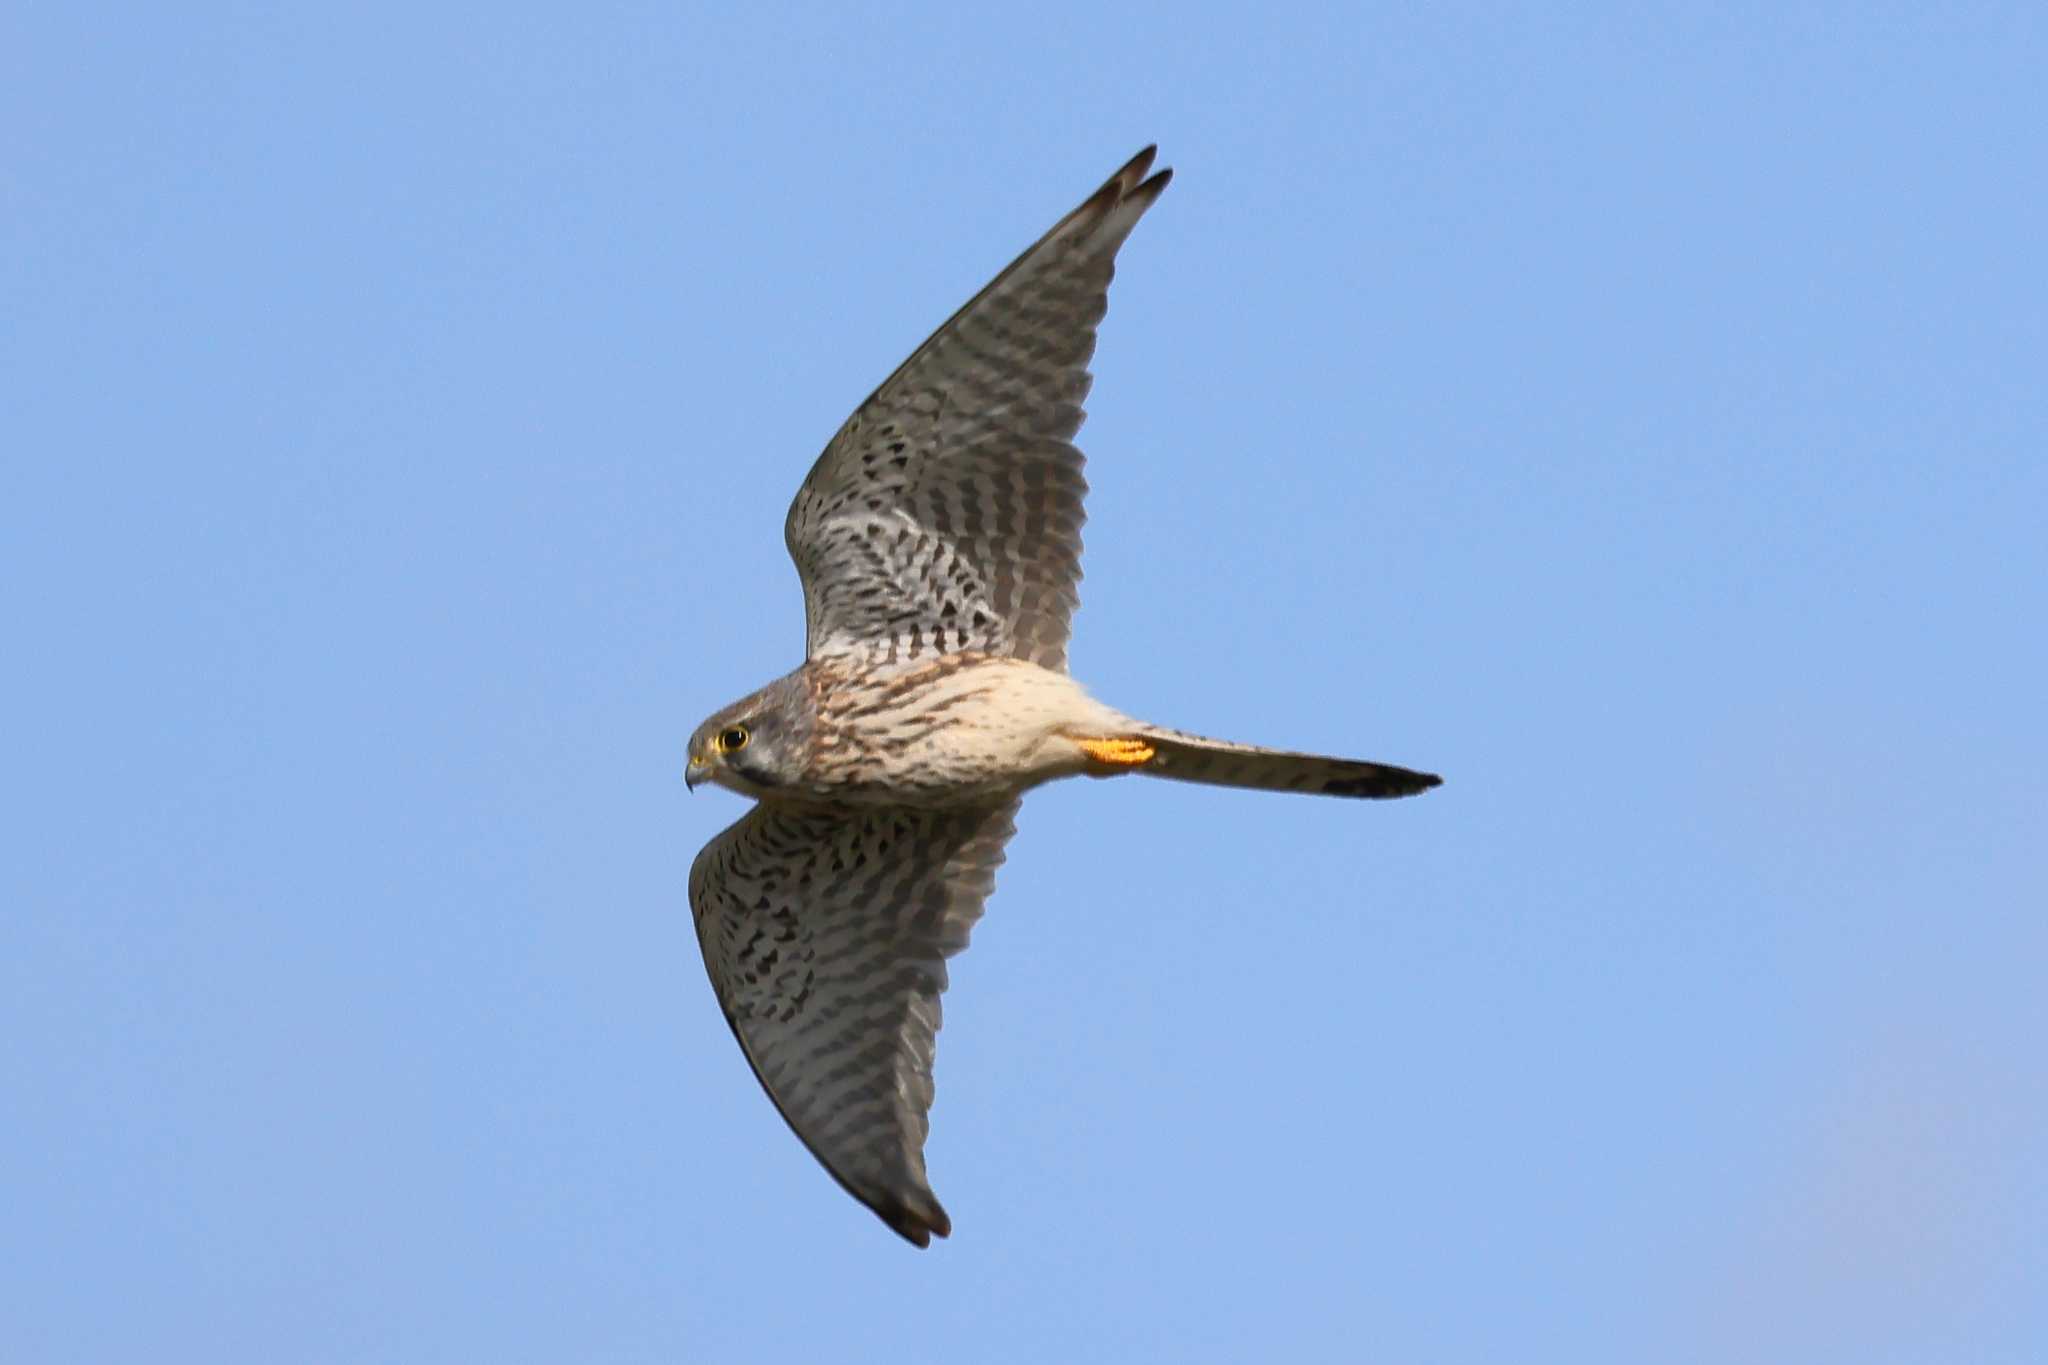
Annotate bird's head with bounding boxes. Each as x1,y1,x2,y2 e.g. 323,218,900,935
686,673,810,798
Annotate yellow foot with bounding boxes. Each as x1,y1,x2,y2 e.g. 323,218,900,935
1077,736,1157,769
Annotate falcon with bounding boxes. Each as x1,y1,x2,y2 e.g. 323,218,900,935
686,147,1439,1246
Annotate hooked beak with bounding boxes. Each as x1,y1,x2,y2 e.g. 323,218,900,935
686,753,708,791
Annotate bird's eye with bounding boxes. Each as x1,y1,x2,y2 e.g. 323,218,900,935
717,725,750,753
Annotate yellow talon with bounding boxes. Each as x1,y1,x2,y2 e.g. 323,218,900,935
1077,736,1157,768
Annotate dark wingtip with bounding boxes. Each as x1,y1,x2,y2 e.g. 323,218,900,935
882,1202,949,1249
1131,145,1171,202
1099,146,1172,211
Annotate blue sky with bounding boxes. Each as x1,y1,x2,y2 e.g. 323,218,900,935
6,4,2044,1362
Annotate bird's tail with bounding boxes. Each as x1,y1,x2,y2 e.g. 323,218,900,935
1079,726,1441,800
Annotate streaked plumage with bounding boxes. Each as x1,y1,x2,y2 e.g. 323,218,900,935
686,148,1439,1246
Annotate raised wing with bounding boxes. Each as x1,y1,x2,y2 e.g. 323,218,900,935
688,799,1020,1246
786,147,1172,672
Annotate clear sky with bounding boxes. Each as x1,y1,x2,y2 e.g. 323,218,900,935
6,4,2044,1362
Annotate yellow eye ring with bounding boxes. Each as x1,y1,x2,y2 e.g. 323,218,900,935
716,725,750,753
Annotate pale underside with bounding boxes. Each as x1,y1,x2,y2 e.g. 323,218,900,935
689,149,1172,1245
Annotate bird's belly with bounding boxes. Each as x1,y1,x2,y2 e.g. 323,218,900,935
799,655,1123,806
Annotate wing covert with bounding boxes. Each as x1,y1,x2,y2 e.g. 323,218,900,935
688,799,1019,1246
786,147,1172,671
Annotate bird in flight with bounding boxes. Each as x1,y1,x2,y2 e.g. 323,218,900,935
686,147,1439,1246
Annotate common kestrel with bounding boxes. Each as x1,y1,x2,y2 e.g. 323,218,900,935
687,147,1439,1246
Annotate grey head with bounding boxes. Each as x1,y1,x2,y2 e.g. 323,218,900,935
685,669,814,798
